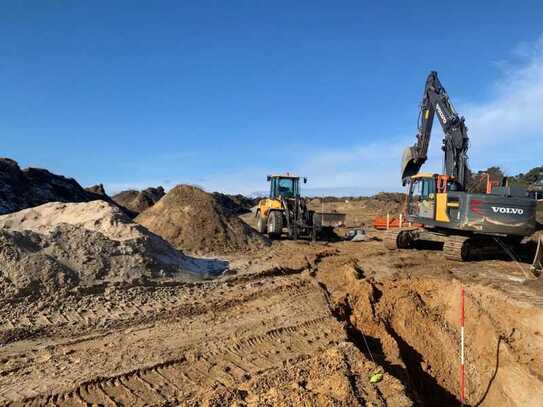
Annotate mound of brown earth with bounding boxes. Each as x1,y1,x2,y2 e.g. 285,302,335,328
0,157,133,217
0,158,92,214
112,186,165,214
85,183,107,196
136,185,269,255
212,192,253,215
0,201,226,299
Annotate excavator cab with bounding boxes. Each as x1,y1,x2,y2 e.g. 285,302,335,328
407,174,436,220
406,173,458,223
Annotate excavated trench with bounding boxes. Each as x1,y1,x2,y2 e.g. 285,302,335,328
316,263,543,407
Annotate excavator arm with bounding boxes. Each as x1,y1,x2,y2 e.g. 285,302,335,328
401,71,470,189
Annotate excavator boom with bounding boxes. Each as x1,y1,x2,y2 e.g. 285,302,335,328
401,71,470,188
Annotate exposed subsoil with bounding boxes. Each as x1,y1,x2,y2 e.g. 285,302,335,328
1,228,541,406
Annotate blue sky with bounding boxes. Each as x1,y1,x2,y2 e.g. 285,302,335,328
1,1,542,195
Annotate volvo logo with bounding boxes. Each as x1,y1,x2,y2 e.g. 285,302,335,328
436,103,447,124
491,206,524,215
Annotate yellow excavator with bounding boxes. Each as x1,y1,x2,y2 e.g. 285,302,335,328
256,174,345,241
386,71,537,261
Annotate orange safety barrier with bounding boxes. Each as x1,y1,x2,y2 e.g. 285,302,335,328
372,214,421,230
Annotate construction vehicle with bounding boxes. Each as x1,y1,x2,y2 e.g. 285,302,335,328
385,71,537,260
256,174,345,241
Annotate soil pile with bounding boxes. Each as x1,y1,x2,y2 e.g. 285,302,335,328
0,201,225,299
212,192,254,215
0,158,133,216
112,186,165,214
85,183,107,196
363,192,405,213
136,185,269,255
0,158,93,214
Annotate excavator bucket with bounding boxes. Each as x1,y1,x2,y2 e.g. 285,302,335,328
401,146,423,183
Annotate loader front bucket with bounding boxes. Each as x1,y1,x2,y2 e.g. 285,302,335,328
401,146,424,183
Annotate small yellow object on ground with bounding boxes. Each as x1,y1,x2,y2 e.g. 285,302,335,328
369,371,384,384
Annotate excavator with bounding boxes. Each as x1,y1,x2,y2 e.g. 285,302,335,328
385,71,538,261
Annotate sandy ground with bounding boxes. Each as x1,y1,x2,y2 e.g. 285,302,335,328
1,198,542,406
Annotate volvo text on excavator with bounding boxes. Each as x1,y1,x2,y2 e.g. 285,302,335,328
385,71,537,261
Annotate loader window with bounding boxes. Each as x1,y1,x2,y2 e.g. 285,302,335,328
270,177,299,199
278,178,296,198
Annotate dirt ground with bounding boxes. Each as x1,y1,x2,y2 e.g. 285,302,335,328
1,201,542,406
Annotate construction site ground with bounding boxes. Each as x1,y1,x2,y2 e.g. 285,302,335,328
1,216,542,406
0,237,543,406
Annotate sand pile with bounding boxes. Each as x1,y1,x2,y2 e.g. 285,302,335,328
136,185,269,255
0,201,226,299
113,186,165,215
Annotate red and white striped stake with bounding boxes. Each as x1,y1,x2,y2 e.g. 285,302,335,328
460,286,465,405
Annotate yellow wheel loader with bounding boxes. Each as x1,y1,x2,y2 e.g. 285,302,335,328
256,174,345,241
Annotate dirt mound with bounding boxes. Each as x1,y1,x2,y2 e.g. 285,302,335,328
212,192,254,215
0,158,93,214
0,201,225,299
85,183,107,196
0,158,133,217
112,186,165,214
136,185,269,255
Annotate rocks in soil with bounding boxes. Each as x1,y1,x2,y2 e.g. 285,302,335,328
112,186,165,215
136,185,270,255
0,201,225,299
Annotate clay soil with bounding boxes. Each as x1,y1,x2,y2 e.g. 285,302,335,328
1,204,542,406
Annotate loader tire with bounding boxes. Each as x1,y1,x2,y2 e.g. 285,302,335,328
267,211,283,238
256,212,267,234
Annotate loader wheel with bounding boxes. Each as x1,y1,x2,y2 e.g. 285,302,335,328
267,211,283,238
256,212,267,234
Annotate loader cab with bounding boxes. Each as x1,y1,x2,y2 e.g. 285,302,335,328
267,175,306,199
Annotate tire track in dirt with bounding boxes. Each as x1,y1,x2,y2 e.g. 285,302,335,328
1,262,346,406
8,315,338,406
0,272,316,345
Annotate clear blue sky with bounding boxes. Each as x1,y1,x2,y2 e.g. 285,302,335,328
1,1,542,195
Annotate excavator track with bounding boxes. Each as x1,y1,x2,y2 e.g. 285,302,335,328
443,235,471,261
384,229,402,250
384,229,416,250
